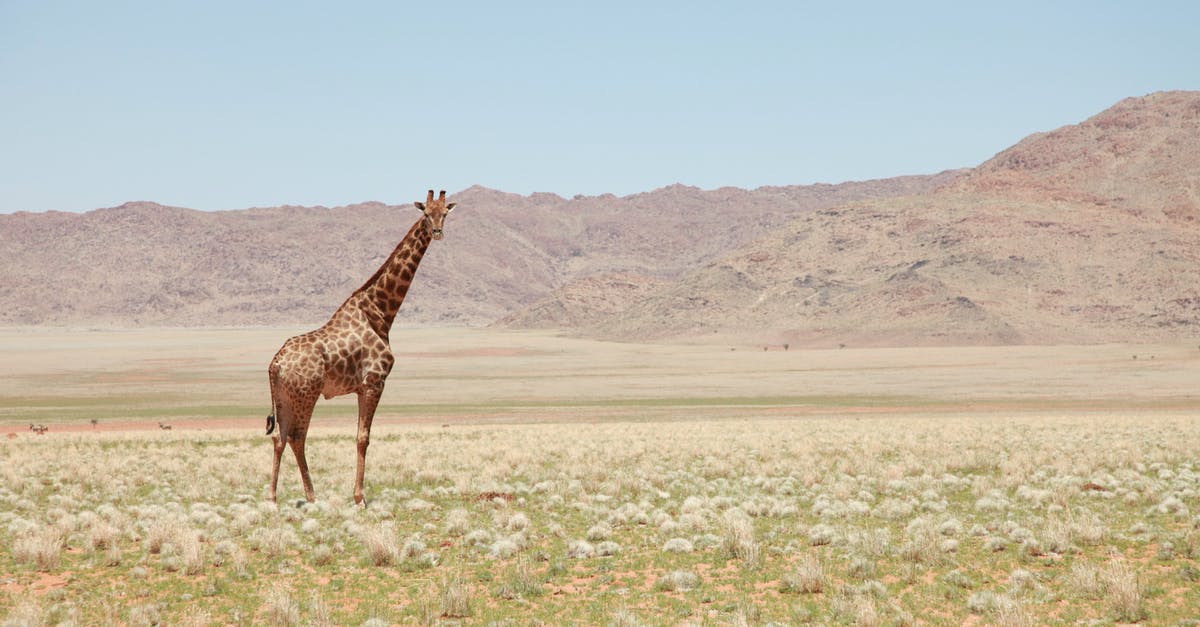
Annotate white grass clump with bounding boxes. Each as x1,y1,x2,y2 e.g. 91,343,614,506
585,522,612,542
505,512,531,532
807,523,838,546
443,508,470,537
967,590,1019,616
1101,559,1146,622
661,537,694,553
262,584,301,626
595,540,621,557
975,491,1011,512
780,554,825,593
720,509,760,568
12,526,65,570
359,524,399,566
654,570,700,592
567,539,595,558
489,538,520,559
463,529,493,548
249,525,299,558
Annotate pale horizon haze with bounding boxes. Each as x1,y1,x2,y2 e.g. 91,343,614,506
2,1,1198,213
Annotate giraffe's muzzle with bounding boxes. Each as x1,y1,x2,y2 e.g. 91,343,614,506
432,229,444,240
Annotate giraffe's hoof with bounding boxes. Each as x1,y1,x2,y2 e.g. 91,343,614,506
293,499,307,509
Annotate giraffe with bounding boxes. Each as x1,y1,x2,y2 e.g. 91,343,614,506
266,189,456,505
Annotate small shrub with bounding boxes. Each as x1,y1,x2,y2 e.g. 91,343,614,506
1007,568,1040,597
609,607,644,627
88,521,120,550
567,540,595,558
439,575,472,619
400,535,426,560
847,556,876,580
310,544,334,566
661,537,694,553
586,522,612,542
780,554,824,593
489,538,519,559
654,570,700,592
967,590,1017,615
1102,560,1146,622
12,527,64,570
360,526,399,566
506,512,531,532
595,540,620,556
249,525,299,558
444,508,470,537
463,529,492,548
720,510,760,568
940,569,974,589
495,558,544,600
807,523,837,546
1068,563,1102,600
262,584,301,626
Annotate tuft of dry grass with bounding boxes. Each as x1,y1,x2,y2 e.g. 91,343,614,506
262,584,301,626
438,574,472,619
720,509,761,569
359,524,399,566
12,526,65,571
654,570,700,592
1101,559,1146,623
780,554,825,593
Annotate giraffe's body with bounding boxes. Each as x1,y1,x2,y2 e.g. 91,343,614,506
267,190,455,504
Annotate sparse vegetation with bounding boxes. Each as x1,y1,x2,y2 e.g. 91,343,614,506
2,411,1198,624
2,330,1198,623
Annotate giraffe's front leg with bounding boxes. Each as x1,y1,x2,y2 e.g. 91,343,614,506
353,373,386,506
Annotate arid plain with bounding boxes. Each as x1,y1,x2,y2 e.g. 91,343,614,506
2,91,1199,626
2,327,1199,624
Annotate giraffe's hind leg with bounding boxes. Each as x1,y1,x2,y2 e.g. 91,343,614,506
269,430,286,503
268,362,319,503
290,434,316,503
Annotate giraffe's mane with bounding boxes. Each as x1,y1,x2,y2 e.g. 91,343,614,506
350,217,427,298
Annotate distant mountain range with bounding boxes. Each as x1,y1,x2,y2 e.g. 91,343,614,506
2,91,1197,346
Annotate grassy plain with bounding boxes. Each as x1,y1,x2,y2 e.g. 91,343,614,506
1,327,1198,625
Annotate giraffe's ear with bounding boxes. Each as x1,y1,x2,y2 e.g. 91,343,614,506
446,203,456,212
414,202,426,212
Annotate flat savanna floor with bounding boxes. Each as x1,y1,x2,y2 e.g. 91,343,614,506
1,326,1194,429
1,327,1198,625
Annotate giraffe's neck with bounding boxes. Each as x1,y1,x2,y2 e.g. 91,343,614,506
356,218,433,335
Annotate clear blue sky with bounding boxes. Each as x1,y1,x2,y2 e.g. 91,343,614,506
2,1,1197,213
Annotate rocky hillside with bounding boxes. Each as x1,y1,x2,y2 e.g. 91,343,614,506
519,91,1199,346
5,92,1196,347
0,174,957,327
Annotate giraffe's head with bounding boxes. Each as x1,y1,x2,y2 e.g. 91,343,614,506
413,189,455,240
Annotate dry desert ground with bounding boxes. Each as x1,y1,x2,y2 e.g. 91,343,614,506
1,327,1199,625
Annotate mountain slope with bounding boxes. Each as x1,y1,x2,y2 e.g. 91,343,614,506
516,91,1200,345
0,174,957,327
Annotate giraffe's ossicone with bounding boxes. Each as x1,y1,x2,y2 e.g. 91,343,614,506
266,189,456,505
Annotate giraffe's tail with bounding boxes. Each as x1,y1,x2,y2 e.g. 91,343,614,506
266,363,279,436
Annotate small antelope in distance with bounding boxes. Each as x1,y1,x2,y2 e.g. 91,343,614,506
29,424,48,434
158,422,172,431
